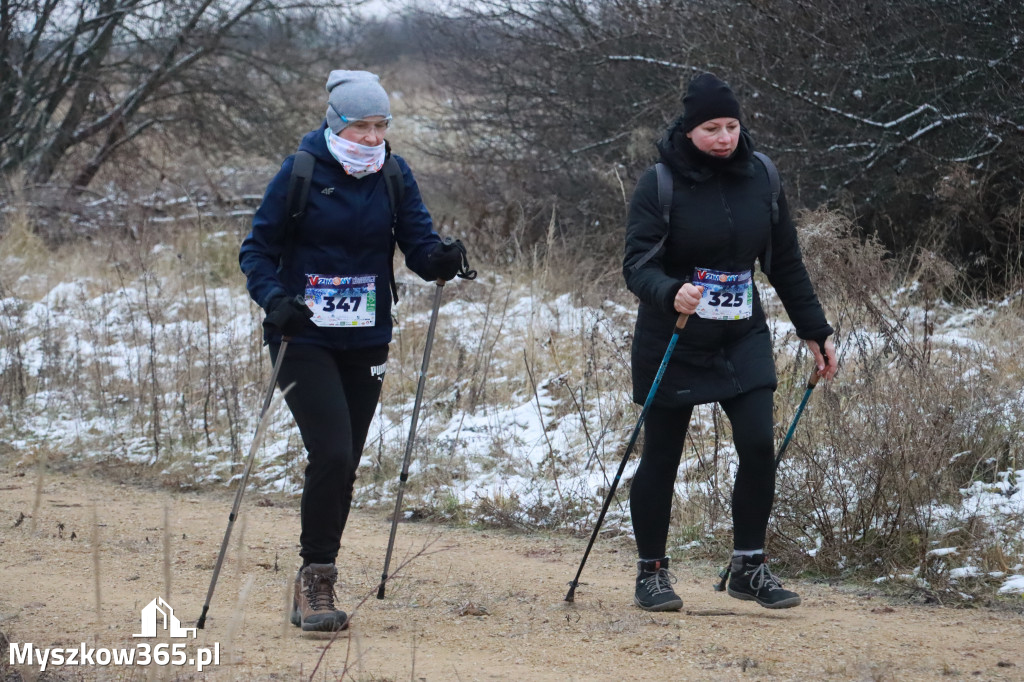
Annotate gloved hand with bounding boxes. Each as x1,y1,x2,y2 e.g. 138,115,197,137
264,294,313,336
427,238,467,281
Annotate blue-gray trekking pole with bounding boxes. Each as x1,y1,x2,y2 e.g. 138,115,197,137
377,279,446,599
198,339,293,628
775,365,822,468
565,313,688,603
714,356,826,593
376,239,477,599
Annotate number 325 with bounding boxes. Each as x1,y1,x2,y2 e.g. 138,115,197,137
708,291,744,307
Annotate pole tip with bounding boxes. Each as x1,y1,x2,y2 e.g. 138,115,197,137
564,582,578,602
197,606,208,629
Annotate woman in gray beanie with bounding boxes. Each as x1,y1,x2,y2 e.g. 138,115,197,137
623,73,837,612
240,70,470,632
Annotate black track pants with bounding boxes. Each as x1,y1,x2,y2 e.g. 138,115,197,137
269,342,388,565
629,387,777,558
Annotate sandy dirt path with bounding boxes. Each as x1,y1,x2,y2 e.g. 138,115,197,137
1,465,1022,682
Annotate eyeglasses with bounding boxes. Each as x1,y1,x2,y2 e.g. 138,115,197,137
343,118,391,135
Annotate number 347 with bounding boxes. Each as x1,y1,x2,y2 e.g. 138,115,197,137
322,295,361,313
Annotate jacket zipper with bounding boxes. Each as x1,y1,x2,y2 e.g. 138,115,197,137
717,177,738,270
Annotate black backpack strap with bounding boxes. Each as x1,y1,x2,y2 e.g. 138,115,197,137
630,162,673,272
279,150,315,271
753,151,780,225
753,151,780,275
382,156,405,303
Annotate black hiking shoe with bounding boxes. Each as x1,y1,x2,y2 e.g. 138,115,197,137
634,557,683,611
726,554,801,609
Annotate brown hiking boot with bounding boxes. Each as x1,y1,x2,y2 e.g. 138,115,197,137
290,563,349,631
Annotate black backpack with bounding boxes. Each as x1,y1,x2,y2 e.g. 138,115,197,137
630,151,781,275
281,150,406,303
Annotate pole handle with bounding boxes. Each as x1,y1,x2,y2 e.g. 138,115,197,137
808,337,833,388
675,313,689,330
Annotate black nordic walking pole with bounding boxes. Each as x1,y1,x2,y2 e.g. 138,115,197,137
197,339,293,629
565,313,688,603
377,279,446,599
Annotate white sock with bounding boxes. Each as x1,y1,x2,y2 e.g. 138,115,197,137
732,548,763,557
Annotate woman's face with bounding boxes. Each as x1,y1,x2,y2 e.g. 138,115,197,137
339,115,390,146
686,117,741,158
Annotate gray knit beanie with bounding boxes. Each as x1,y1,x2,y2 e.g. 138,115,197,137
324,70,391,133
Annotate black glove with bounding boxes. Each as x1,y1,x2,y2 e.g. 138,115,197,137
427,239,468,281
264,294,313,336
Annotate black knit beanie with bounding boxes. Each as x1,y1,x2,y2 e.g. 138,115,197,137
681,73,742,132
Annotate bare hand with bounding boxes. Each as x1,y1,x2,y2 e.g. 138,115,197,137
674,283,704,315
806,337,838,381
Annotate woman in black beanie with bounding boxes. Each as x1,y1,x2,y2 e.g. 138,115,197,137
622,73,837,611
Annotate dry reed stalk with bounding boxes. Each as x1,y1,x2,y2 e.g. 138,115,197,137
352,626,365,680
281,569,295,638
163,502,172,603
29,462,43,534
541,203,557,292
92,502,102,631
523,350,563,502
409,630,418,682
234,513,249,577
225,574,257,672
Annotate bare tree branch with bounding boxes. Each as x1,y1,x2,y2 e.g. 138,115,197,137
1,0,362,193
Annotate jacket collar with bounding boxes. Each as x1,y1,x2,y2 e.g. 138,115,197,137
656,117,756,183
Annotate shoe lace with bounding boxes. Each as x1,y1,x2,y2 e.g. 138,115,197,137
748,561,785,592
641,567,677,595
304,574,338,611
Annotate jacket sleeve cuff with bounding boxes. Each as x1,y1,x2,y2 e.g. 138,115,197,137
661,280,685,314
797,323,834,341
262,288,289,312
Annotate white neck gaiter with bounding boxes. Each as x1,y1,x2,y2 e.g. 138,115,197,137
324,128,385,178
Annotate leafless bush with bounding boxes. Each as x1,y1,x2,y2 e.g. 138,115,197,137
0,0,361,238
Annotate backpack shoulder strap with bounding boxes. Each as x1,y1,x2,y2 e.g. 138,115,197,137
753,151,780,275
753,151,780,225
382,156,405,214
655,161,672,229
286,150,315,224
279,150,315,271
382,155,405,303
630,163,673,272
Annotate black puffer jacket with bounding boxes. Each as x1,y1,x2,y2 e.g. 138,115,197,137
623,120,833,407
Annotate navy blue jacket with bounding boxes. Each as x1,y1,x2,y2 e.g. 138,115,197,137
240,123,442,350
624,122,833,407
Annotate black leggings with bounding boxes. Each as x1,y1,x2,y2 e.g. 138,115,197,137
269,342,388,565
629,388,776,559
